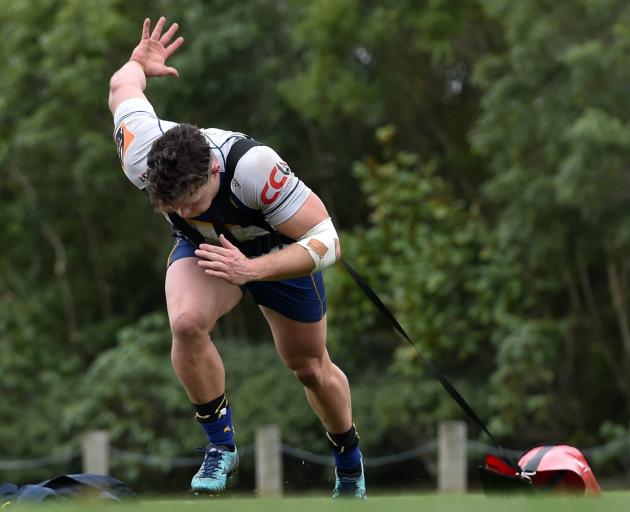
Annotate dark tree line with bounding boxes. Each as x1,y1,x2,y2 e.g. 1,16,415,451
2,0,630,489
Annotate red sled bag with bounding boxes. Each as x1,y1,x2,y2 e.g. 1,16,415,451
479,445,601,496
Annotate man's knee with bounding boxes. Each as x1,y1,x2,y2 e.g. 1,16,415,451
293,363,323,389
170,310,214,344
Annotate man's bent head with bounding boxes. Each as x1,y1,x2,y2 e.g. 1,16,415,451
146,123,212,212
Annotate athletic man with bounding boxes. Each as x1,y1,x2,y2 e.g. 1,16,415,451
108,17,366,498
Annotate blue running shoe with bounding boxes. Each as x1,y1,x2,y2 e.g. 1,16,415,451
191,444,239,494
332,459,367,499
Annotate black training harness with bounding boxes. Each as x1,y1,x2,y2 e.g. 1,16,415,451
167,137,293,257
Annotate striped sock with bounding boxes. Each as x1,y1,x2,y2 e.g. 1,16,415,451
193,394,236,450
327,424,362,473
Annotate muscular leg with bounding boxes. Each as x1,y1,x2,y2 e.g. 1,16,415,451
167,258,242,493
260,299,366,498
259,306,352,434
165,257,242,403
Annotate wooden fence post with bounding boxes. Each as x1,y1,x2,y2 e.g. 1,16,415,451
82,430,110,476
438,420,467,492
255,424,283,496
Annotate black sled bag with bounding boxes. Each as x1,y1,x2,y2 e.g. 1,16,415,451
0,473,135,505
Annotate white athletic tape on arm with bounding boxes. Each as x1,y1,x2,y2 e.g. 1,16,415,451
296,217,339,272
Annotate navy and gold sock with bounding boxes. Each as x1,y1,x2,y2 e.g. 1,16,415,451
327,424,362,475
193,394,235,451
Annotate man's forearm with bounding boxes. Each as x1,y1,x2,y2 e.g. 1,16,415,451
108,60,147,113
248,243,318,281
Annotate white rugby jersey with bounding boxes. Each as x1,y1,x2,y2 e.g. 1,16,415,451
113,98,311,243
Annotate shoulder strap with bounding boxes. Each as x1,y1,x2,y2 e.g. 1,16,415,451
168,212,204,247
217,137,264,242
225,137,263,180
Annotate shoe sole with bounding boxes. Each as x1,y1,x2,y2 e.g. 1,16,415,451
191,467,238,497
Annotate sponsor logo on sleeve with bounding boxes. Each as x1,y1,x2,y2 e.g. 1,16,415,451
115,122,135,170
261,164,289,205
276,161,291,175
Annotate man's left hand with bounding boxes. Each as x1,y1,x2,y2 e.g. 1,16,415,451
195,235,255,285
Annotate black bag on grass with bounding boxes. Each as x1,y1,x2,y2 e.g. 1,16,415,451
0,473,135,506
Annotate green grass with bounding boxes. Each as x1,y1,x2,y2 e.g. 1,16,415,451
4,493,630,512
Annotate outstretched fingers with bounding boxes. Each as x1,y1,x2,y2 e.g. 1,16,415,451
164,65,180,78
160,22,179,46
165,36,185,58
141,18,150,40
150,16,166,41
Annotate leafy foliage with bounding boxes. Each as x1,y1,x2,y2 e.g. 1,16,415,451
471,0,630,439
2,0,630,491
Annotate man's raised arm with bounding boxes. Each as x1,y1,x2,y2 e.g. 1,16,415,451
108,17,184,114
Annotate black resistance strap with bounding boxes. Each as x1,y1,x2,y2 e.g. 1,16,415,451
339,258,520,470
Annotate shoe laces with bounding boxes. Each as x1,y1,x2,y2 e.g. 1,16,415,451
335,472,362,497
195,445,226,478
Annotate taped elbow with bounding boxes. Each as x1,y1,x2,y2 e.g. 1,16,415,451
335,239,341,261
296,217,339,272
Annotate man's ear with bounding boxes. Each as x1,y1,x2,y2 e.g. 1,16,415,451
210,155,221,176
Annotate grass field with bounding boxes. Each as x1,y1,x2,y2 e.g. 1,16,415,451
5,493,630,511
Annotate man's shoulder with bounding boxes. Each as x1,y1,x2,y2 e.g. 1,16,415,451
202,128,250,149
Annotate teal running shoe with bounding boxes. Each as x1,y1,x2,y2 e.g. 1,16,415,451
332,459,367,499
191,444,239,494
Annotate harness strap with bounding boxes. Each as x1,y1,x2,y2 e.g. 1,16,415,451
339,258,520,470
225,137,263,181
168,212,204,247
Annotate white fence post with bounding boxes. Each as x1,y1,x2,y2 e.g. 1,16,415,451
438,420,467,493
255,424,283,496
82,430,110,476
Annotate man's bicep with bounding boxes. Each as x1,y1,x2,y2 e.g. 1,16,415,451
233,145,312,226
275,193,331,240
279,193,341,270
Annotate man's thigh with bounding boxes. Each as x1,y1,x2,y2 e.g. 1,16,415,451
244,272,327,323
246,272,329,364
165,256,243,329
260,306,328,367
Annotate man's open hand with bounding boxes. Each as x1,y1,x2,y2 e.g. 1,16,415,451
195,235,257,286
129,17,184,78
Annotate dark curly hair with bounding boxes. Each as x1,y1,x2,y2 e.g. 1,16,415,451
146,124,211,210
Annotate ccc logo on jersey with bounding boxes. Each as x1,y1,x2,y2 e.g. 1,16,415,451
261,161,291,205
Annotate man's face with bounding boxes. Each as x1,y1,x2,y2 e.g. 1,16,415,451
168,156,221,218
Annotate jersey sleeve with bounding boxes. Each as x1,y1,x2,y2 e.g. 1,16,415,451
232,145,312,227
113,98,178,190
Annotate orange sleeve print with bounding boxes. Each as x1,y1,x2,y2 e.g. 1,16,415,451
115,122,136,170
